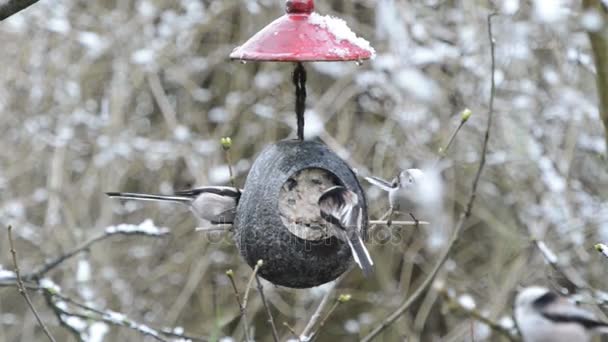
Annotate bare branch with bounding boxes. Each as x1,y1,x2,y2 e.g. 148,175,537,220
255,275,280,342
300,280,339,340
7,226,57,342
0,0,40,21
439,288,518,341
310,294,351,342
368,220,429,226
283,322,302,342
360,13,498,342
242,260,263,310
437,108,473,162
226,269,252,342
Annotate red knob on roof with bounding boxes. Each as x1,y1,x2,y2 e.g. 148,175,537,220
230,0,375,62
286,0,314,14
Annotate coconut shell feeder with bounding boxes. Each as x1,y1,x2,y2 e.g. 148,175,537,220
231,0,375,288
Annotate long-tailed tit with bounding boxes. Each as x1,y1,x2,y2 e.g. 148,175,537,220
106,186,241,224
364,168,425,226
318,186,373,276
514,286,608,342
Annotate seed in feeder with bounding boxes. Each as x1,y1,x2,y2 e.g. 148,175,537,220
278,168,341,241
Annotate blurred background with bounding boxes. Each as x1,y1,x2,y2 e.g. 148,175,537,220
0,0,607,341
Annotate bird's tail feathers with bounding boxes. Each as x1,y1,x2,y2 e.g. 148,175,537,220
364,176,394,192
346,234,374,277
106,192,191,204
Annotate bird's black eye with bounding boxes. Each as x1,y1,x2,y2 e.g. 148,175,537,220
408,177,413,183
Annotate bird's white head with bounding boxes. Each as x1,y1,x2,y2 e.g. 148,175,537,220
399,168,425,187
515,286,551,310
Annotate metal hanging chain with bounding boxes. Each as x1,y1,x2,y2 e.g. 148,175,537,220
292,62,307,141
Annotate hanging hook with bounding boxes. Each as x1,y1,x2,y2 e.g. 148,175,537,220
293,62,307,141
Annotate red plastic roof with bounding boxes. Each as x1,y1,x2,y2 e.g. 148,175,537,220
230,0,375,62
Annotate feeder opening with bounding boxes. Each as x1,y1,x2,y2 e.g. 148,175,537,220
278,167,342,240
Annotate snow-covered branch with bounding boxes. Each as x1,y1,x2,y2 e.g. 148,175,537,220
27,219,169,280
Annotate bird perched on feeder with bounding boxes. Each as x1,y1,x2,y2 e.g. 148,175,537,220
514,286,608,342
318,186,373,276
364,168,425,226
106,186,241,224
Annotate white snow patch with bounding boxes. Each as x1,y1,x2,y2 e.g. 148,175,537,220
581,10,604,32
103,310,126,323
304,110,323,139
344,319,360,333
77,260,91,282
65,316,87,331
105,219,169,236
533,0,567,22
209,165,230,184
394,68,439,102
131,49,156,65
308,12,375,57
0,266,15,281
47,18,71,34
40,278,62,293
173,125,191,142
502,0,520,15
538,157,565,192
87,322,109,342
498,315,515,330
458,294,476,310
77,31,109,56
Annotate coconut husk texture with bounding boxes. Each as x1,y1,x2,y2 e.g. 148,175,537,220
234,139,368,288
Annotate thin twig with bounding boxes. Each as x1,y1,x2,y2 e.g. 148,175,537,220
226,269,252,342
361,13,498,342
283,322,302,342
242,260,264,310
300,280,338,340
439,289,517,341
534,239,587,289
0,0,39,20
255,275,280,342
437,108,472,163
369,220,429,226
7,226,57,342
43,290,83,342
310,294,351,342
221,137,238,189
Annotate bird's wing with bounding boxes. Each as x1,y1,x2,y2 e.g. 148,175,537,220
538,294,608,330
319,188,373,276
318,186,358,227
174,186,241,199
191,192,239,223
364,176,396,192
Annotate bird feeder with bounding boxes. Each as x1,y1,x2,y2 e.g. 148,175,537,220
232,0,375,288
